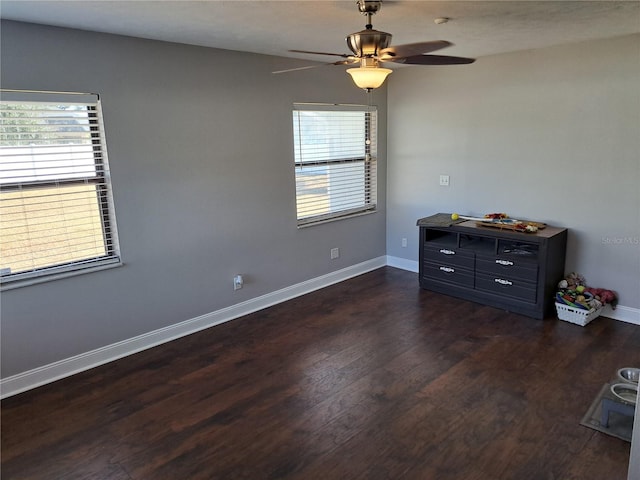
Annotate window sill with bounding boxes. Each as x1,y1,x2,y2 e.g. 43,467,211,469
0,260,123,291
297,208,377,229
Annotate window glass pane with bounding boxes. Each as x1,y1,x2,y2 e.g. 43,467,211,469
0,103,98,183
295,161,367,221
0,184,106,274
293,111,366,163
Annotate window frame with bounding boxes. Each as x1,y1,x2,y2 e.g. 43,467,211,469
292,103,377,227
0,90,122,290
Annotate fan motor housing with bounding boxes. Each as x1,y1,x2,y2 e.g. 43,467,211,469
346,29,392,57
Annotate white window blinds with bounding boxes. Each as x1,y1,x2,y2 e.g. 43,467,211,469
293,103,377,226
0,90,120,285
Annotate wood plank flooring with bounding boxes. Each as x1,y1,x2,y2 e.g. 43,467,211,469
2,267,638,479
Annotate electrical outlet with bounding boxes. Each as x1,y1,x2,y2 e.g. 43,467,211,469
401,238,408,248
439,175,450,186
233,274,243,290
330,247,340,259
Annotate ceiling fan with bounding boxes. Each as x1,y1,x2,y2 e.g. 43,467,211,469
274,0,476,91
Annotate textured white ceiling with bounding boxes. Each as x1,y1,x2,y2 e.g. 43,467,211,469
2,1,639,63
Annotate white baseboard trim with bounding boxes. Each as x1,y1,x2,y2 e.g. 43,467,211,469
387,256,640,326
386,255,419,272
601,304,640,326
0,256,387,399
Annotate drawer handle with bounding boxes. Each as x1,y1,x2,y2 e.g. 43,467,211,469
494,278,513,286
440,266,455,273
439,249,456,255
495,259,514,266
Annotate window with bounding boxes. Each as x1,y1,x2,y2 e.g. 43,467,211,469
293,103,377,226
0,90,120,287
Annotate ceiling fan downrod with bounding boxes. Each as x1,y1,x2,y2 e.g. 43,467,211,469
357,0,381,28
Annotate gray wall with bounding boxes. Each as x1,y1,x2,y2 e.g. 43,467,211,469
0,21,387,377
387,34,640,310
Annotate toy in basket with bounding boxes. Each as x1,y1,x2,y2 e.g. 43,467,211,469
555,272,617,327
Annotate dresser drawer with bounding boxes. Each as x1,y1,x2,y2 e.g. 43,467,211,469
476,257,538,282
424,244,474,269
475,272,537,303
423,261,474,288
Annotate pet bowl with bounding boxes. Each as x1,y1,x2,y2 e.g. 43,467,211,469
610,383,638,405
617,367,640,385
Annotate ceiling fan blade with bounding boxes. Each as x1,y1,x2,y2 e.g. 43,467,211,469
379,40,452,60
394,54,476,65
289,49,352,58
273,59,357,75
273,64,328,74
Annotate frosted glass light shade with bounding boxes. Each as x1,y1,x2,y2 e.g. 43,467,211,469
346,66,392,90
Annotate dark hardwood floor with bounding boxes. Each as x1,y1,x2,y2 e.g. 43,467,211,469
2,267,638,480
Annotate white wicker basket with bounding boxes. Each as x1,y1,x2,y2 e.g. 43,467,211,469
555,302,602,326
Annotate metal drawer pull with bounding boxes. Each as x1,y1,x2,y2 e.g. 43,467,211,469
439,249,456,255
440,267,455,273
494,278,513,286
495,259,514,266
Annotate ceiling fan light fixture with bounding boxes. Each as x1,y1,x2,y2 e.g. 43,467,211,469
346,65,392,90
